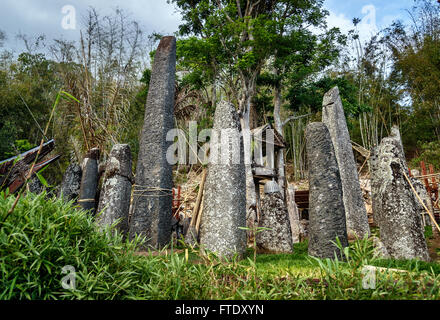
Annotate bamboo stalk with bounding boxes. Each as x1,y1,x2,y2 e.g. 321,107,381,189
403,170,440,233
413,173,440,179
190,169,207,227
195,193,204,233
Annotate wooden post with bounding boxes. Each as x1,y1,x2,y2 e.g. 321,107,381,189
429,164,438,200
403,170,440,233
191,169,207,228
184,169,207,246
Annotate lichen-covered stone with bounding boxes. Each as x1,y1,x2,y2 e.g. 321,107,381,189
96,144,132,235
59,163,82,203
199,100,247,260
411,177,433,227
286,184,301,244
28,176,44,194
257,191,293,253
370,126,429,261
78,148,100,214
306,122,348,260
322,87,370,239
371,236,390,259
129,36,176,249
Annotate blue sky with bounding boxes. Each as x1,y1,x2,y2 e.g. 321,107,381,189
0,0,419,53
324,0,416,41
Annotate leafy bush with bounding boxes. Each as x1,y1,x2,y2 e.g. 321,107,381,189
309,238,440,299
1,193,440,300
0,192,158,299
410,141,440,171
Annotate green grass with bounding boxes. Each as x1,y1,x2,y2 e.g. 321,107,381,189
240,242,320,277
1,192,440,300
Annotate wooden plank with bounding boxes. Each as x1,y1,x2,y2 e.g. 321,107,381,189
429,164,438,200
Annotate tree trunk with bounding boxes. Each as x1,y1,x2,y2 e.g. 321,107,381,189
239,80,258,234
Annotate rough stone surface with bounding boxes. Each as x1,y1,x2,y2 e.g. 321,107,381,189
286,184,301,244
322,86,370,239
299,219,308,240
27,175,44,194
184,225,198,247
257,191,293,253
129,36,176,249
370,126,430,261
411,177,433,227
78,148,100,214
59,163,82,203
306,122,349,260
96,144,132,235
199,100,247,259
371,236,390,259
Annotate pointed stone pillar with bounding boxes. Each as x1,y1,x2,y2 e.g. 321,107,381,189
370,126,430,261
256,181,293,253
306,122,349,260
199,101,247,259
129,36,176,249
59,163,82,203
322,86,370,239
286,184,301,244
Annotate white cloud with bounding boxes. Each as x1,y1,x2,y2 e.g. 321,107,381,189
327,4,379,44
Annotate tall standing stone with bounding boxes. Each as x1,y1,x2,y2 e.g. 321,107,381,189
411,177,433,227
306,122,348,260
59,163,82,203
78,148,100,214
370,126,430,261
256,182,293,253
322,87,370,239
96,144,132,235
129,36,176,249
199,101,247,259
286,184,301,244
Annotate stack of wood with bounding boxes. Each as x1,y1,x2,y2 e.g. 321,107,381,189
0,140,60,193
184,169,207,245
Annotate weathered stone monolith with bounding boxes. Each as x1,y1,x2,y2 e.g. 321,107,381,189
411,177,433,227
59,163,82,203
78,148,100,214
199,100,247,259
370,126,430,261
286,184,301,244
306,122,349,260
256,183,293,253
129,36,176,249
96,144,132,235
322,86,370,239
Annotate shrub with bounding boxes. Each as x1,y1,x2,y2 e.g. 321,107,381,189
0,192,158,299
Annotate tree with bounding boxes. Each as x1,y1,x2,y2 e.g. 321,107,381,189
383,0,440,161
172,0,345,216
49,7,147,160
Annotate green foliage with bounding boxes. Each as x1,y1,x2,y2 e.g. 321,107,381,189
309,237,440,299
0,192,146,299
409,141,440,171
285,75,365,116
1,195,439,301
425,225,434,240
0,53,59,160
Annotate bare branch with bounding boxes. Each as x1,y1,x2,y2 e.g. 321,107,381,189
282,113,311,128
